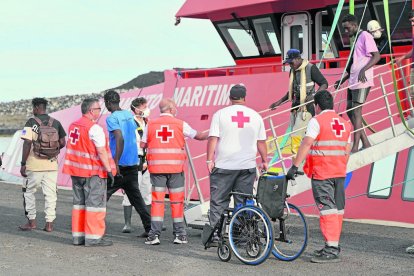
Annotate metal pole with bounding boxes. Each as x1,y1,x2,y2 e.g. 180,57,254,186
184,142,205,203
398,66,414,117
268,117,287,174
380,75,397,137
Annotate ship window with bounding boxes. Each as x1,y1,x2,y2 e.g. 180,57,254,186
367,153,397,199
215,15,281,59
403,147,414,201
290,25,303,53
373,0,412,42
333,4,373,48
252,17,281,55
217,20,259,58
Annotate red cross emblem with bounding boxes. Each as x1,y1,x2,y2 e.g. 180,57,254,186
331,119,345,137
69,127,80,145
156,125,174,143
231,111,250,128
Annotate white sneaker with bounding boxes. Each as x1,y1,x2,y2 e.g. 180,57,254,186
173,235,188,244
406,244,414,254
145,235,160,245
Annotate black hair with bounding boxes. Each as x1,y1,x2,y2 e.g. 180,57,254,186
81,98,99,115
32,98,48,110
130,97,147,112
341,14,358,24
314,90,334,110
104,90,120,104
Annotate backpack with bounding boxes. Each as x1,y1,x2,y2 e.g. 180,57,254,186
32,117,60,159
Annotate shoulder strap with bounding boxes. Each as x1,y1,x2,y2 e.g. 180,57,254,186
47,117,54,127
33,117,44,126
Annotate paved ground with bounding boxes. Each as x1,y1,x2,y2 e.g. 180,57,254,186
0,181,414,276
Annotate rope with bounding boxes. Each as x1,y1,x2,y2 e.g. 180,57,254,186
383,0,414,136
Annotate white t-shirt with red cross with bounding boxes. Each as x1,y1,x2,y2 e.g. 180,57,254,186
209,104,266,170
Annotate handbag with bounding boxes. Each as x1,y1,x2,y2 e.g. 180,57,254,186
256,175,287,219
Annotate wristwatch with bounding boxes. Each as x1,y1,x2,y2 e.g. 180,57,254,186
21,161,26,166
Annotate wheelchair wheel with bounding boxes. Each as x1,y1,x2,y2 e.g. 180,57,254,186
228,205,273,265
272,203,308,261
217,242,231,262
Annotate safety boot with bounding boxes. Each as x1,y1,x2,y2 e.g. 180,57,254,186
18,219,36,231
43,222,53,232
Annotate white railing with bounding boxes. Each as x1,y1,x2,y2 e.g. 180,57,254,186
183,61,414,204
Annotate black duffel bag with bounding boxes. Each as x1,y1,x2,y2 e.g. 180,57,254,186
256,174,287,219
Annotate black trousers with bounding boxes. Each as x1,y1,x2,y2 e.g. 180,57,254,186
107,165,151,232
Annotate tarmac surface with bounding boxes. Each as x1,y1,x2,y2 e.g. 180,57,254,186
1,181,414,276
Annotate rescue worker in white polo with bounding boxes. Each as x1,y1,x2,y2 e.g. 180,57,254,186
141,98,207,245
269,49,328,153
63,98,115,247
286,90,351,263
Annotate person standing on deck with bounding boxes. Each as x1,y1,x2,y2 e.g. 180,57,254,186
269,49,328,153
286,90,351,263
335,14,380,153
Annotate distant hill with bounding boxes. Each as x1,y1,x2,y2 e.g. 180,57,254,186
0,71,165,134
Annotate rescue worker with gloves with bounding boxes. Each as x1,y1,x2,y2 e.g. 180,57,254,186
286,90,351,263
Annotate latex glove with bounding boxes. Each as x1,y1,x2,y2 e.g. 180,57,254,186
286,165,298,180
107,172,115,188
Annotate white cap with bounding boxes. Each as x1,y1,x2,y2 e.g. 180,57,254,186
367,20,383,32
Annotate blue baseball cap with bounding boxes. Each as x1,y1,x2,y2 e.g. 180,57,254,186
283,49,301,64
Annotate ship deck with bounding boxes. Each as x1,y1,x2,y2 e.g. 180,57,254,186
1,181,413,275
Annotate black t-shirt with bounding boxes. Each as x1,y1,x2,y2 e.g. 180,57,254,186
24,114,66,139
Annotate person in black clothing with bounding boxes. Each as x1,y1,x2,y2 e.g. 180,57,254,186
120,97,152,234
269,49,328,153
104,90,151,237
367,20,391,65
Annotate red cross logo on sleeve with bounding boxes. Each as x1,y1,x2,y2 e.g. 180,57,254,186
156,125,174,143
69,127,80,145
331,119,345,137
231,111,250,128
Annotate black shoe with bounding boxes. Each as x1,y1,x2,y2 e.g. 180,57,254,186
313,245,341,257
85,238,113,247
311,252,341,263
138,232,149,238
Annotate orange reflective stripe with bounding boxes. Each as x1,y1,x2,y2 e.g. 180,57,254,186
320,214,340,245
169,190,184,219
338,214,344,239
151,190,166,218
85,208,106,239
72,207,85,233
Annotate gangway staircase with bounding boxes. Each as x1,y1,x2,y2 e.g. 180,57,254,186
184,68,414,230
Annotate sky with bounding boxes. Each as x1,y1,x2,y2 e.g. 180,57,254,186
0,0,233,102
